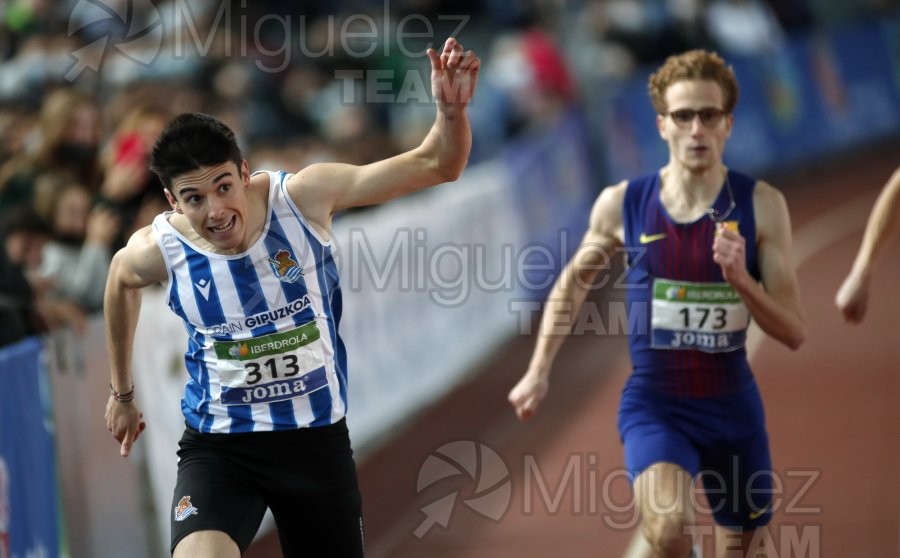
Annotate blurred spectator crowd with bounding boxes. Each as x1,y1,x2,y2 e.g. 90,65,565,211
1,0,897,347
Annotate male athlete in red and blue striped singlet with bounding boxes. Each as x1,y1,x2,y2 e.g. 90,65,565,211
510,50,805,558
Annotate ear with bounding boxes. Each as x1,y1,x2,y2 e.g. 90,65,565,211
657,114,667,140
241,159,251,186
725,113,734,138
164,188,181,213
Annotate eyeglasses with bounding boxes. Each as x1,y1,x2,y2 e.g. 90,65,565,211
707,175,736,223
665,108,727,128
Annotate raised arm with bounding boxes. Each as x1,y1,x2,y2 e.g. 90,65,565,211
285,37,480,228
835,166,900,323
104,225,167,457
508,182,627,421
714,181,806,350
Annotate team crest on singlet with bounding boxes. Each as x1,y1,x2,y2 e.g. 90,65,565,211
268,249,303,283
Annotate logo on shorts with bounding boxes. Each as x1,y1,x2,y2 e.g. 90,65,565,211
748,503,770,521
174,495,198,522
268,250,303,283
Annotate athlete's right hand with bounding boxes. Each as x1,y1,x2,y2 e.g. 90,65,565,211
508,373,549,421
105,397,146,457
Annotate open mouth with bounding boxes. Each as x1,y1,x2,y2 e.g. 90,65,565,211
208,215,236,234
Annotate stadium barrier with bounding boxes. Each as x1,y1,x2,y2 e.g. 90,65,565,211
596,19,900,179
0,338,59,558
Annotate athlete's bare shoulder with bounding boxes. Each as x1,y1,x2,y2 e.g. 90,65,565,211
249,169,271,194
752,179,784,203
112,225,168,288
588,180,628,244
281,163,340,238
596,179,628,209
752,179,792,242
752,179,789,216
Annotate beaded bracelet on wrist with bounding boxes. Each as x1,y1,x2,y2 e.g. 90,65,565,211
109,384,135,402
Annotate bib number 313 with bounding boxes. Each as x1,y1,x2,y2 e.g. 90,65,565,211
214,321,329,405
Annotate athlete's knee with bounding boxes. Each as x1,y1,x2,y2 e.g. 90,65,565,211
642,511,694,558
634,463,696,557
173,530,240,558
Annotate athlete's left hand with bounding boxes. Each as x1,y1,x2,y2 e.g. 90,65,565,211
835,268,871,323
712,224,752,290
427,37,480,114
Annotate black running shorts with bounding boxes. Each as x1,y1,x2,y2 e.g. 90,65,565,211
170,418,364,557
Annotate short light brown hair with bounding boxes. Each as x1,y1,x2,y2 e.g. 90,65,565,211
648,50,739,115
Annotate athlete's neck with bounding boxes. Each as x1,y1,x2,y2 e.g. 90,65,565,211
232,175,270,252
659,164,728,221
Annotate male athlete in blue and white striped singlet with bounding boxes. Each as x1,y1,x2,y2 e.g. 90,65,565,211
509,50,806,557
152,169,347,434
104,38,480,558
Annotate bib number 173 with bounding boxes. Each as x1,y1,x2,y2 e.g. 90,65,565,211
678,306,727,330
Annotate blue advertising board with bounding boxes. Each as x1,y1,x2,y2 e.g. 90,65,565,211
600,19,900,180
504,108,597,298
0,337,59,558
